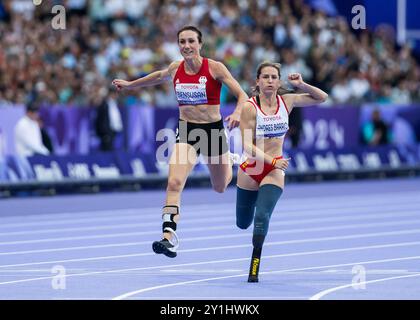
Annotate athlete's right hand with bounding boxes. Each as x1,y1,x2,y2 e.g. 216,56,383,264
112,79,131,91
274,157,290,171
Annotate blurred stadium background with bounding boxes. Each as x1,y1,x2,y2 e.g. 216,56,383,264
0,0,420,197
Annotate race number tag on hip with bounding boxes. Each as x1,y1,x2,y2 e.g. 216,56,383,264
175,83,208,105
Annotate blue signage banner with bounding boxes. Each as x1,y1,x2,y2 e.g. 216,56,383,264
1,144,419,183
1,104,420,183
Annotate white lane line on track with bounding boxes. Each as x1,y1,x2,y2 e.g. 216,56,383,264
2,200,420,235
2,218,420,256
128,296,309,299
0,203,235,222
2,189,418,218
1,240,420,276
111,255,420,300
1,195,419,229
1,200,419,237
0,242,420,285
309,273,420,300
1,209,420,246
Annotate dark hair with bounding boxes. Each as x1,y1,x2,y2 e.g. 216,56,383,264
252,61,292,96
26,101,40,113
177,25,203,44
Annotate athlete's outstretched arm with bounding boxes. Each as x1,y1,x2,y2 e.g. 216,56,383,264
211,60,249,129
282,73,328,112
112,61,180,90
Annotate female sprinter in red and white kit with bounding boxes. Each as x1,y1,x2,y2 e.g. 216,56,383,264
236,61,328,282
113,26,248,258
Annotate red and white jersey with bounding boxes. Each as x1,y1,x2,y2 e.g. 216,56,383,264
173,58,222,106
248,95,290,139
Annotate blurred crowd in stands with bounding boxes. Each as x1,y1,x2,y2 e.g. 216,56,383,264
1,0,419,109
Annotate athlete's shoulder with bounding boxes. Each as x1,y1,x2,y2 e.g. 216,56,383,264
281,93,296,99
241,100,257,123
207,59,226,71
207,59,231,81
246,96,258,105
277,93,293,113
206,58,219,65
168,60,182,71
167,61,182,78
279,93,295,104
243,99,257,112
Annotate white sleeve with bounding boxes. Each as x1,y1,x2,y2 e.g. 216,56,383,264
15,121,50,156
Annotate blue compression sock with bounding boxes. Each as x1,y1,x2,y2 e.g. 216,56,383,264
236,187,258,229
252,184,283,248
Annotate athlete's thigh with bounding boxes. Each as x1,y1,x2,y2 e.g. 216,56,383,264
260,169,285,189
204,152,231,184
168,143,198,181
236,167,260,191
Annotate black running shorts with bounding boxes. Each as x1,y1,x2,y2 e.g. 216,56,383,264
175,119,229,157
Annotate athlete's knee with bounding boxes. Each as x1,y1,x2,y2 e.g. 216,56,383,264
217,171,233,193
167,177,183,192
212,183,227,193
226,169,233,185
237,208,254,228
236,187,258,230
236,219,251,230
236,220,252,230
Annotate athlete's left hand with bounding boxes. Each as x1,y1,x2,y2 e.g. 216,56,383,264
288,73,304,88
225,111,241,129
